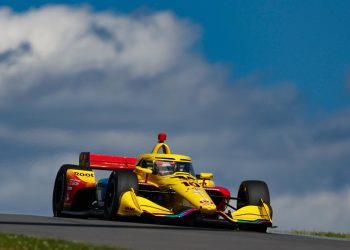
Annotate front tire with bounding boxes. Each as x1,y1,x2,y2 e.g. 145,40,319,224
237,180,270,209
104,170,139,220
237,180,271,233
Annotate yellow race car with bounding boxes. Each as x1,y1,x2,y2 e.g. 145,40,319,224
52,133,273,232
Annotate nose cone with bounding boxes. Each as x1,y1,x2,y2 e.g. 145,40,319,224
200,204,217,214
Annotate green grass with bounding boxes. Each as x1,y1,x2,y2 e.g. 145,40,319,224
0,233,130,250
290,230,350,239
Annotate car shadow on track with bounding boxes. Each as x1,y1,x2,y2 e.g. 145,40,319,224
0,216,237,232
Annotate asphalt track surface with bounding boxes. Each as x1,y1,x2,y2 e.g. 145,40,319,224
0,214,349,250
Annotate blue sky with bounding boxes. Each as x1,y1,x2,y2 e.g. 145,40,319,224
0,1,349,232
4,0,350,111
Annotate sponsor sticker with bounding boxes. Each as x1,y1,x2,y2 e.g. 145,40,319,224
74,172,94,178
68,169,96,183
200,199,213,205
68,179,80,186
124,207,136,212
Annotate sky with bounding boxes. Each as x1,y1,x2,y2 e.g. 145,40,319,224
0,1,349,232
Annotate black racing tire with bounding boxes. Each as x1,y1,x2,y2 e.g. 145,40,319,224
236,180,271,233
104,170,139,220
52,164,92,217
237,180,270,209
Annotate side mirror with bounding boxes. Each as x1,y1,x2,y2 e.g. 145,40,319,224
198,172,213,180
135,166,153,174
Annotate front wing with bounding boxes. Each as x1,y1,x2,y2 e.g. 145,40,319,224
117,189,273,227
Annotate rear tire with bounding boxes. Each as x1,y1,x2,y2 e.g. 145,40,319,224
52,165,93,217
104,170,139,220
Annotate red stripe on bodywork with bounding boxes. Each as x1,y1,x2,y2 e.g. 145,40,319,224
204,186,231,197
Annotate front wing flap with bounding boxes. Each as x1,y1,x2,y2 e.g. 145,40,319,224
218,200,272,226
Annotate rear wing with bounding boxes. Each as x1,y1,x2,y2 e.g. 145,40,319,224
79,152,137,171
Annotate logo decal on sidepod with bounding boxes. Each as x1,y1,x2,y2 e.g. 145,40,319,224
67,170,95,183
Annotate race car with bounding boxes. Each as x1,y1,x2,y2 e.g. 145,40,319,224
52,133,273,232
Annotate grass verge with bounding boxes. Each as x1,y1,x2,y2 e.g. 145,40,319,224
290,230,350,239
0,233,130,250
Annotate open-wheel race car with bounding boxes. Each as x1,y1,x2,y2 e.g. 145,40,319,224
53,133,273,232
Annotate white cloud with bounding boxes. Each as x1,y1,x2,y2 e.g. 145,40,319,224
272,187,350,233
0,5,349,232
0,5,197,94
